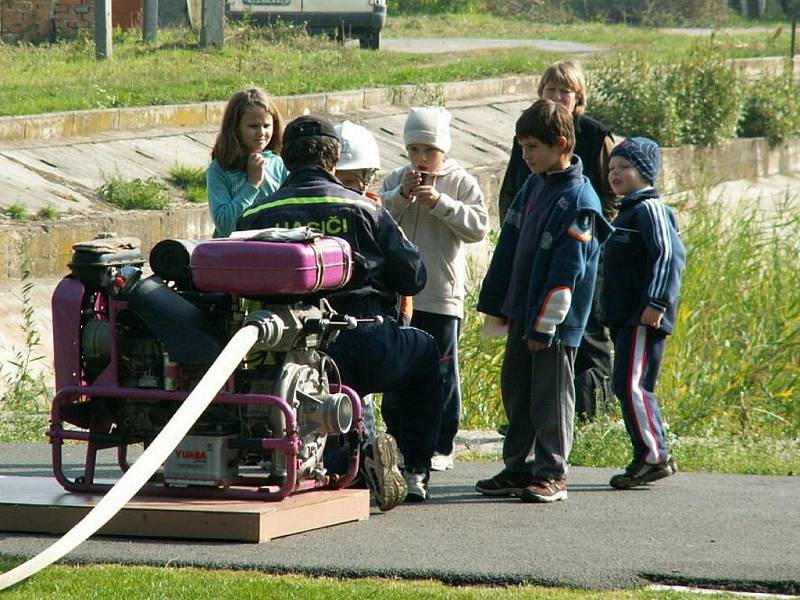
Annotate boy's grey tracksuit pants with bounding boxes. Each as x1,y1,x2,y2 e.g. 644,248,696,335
501,319,577,481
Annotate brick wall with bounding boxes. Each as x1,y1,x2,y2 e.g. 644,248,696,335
1,0,94,43
53,0,94,39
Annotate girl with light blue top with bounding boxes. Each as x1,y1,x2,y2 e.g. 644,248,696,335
207,87,289,237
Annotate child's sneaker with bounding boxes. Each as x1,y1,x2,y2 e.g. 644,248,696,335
475,470,531,497
609,456,677,489
430,452,454,471
360,433,407,511
403,468,430,502
521,477,567,503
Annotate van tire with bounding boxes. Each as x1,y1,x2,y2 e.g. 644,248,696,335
359,28,380,50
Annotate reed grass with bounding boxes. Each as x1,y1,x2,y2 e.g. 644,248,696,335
459,188,800,445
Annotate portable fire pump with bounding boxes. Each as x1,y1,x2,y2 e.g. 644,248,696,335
48,228,368,500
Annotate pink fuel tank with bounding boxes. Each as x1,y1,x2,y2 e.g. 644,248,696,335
190,237,353,296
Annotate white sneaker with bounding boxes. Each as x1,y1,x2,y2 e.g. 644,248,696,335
403,468,430,502
430,452,454,471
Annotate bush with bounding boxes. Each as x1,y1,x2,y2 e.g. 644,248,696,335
481,0,734,25
666,47,743,145
590,44,743,146
738,74,800,145
589,53,683,146
390,0,483,15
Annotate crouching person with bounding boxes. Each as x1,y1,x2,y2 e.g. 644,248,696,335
236,115,444,506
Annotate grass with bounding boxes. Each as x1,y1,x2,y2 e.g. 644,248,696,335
0,18,793,117
3,204,28,221
659,192,800,439
0,560,753,599
169,165,208,203
35,204,58,219
0,269,50,442
96,176,171,210
458,187,800,469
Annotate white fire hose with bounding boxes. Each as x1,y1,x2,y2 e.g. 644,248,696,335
0,313,281,591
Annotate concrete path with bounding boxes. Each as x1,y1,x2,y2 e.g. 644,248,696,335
382,38,601,54
660,27,781,36
0,443,798,593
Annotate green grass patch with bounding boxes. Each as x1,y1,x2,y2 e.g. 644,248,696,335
0,20,792,117
3,204,28,221
35,204,58,219
97,176,171,210
169,165,208,203
569,415,800,475
0,559,751,599
0,413,49,443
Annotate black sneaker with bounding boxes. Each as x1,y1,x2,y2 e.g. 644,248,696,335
360,433,408,511
609,456,678,489
475,470,532,497
403,468,430,502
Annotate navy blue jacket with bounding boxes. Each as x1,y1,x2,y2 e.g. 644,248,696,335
478,158,613,347
236,166,426,317
601,187,685,334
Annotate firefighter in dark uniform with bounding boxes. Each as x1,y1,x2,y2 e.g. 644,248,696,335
237,115,443,504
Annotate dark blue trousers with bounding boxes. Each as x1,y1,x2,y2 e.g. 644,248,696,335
408,310,462,455
611,325,670,464
326,319,444,470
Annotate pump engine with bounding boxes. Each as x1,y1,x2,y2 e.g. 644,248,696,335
48,229,367,500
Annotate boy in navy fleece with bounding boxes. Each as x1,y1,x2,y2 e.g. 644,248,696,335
475,99,612,503
602,137,685,489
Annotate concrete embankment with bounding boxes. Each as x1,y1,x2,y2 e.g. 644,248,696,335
2,64,800,392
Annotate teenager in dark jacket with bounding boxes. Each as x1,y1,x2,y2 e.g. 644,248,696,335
498,60,616,421
475,100,612,503
602,137,686,489
237,115,445,505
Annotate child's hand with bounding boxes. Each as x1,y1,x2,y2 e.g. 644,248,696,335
413,185,440,209
640,306,663,329
246,153,265,187
481,315,507,338
401,170,421,199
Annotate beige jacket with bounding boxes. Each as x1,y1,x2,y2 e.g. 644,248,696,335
380,158,489,318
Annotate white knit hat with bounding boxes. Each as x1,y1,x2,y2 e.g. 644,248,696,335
403,106,452,154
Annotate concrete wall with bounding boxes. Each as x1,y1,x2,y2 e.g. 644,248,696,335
1,70,800,282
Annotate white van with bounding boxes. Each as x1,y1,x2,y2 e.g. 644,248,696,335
226,0,387,49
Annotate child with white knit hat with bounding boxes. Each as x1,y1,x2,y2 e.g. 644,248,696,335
380,106,489,488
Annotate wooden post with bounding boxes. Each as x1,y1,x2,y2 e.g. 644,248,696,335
143,0,158,43
200,0,224,48
791,17,798,81
95,0,112,59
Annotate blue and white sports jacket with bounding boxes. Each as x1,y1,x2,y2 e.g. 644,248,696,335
478,158,613,347
601,187,686,334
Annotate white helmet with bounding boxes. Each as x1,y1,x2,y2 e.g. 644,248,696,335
336,121,381,171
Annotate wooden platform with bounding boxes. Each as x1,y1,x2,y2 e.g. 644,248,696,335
0,476,369,543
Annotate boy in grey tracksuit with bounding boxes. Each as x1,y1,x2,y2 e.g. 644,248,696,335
380,106,490,475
